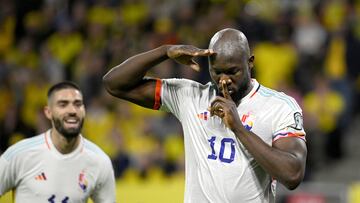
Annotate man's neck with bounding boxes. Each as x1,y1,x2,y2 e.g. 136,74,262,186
50,129,80,154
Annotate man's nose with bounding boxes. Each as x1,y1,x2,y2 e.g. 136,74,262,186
67,105,77,114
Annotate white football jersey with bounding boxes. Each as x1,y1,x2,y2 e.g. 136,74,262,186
158,78,305,203
0,130,116,203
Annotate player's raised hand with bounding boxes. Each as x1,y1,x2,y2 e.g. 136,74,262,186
209,80,241,130
221,80,232,100
167,45,214,71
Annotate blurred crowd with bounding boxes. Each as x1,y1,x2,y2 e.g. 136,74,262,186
1,0,360,182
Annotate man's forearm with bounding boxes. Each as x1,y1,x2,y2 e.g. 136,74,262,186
233,126,305,190
103,45,170,91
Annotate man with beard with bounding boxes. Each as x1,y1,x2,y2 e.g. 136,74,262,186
103,28,307,202
0,81,116,203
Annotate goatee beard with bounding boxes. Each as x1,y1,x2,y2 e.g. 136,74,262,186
53,117,84,139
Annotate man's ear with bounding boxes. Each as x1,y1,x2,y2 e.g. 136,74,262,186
44,106,52,120
248,55,254,69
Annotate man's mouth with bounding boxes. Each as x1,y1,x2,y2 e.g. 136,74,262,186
64,117,79,127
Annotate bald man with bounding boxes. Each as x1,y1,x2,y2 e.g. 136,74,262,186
103,28,307,203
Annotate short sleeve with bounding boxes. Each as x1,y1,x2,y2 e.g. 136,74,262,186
272,98,306,142
90,157,116,203
159,78,201,119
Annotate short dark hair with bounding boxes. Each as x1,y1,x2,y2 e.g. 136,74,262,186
47,81,82,99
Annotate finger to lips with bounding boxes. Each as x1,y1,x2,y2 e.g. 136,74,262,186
221,80,231,99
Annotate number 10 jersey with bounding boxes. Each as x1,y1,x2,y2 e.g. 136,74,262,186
158,78,306,203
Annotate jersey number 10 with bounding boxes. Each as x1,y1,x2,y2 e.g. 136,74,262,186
207,136,235,163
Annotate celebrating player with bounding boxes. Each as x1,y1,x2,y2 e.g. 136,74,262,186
103,28,307,202
0,81,116,203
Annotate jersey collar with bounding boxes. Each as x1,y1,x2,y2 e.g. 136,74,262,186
239,79,260,104
45,129,84,159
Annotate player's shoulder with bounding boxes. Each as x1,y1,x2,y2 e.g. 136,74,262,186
1,133,46,161
257,85,301,112
162,78,210,89
82,138,111,163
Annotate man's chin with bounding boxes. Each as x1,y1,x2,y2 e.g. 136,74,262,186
61,128,81,138
53,118,83,138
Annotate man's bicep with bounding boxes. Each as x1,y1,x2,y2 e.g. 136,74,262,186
273,137,307,165
106,78,159,109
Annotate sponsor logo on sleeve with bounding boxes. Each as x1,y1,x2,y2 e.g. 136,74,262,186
292,112,304,130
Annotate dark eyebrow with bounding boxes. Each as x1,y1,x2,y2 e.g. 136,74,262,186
73,99,84,105
56,100,69,104
56,99,83,104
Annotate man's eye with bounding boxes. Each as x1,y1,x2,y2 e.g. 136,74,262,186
74,103,83,107
58,103,67,107
215,70,222,75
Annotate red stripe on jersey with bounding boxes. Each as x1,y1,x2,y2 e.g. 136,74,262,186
153,79,162,110
273,132,306,143
250,91,257,98
45,132,51,150
250,83,260,98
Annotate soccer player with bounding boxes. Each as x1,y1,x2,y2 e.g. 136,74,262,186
0,81,116,203
103,28,307,202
